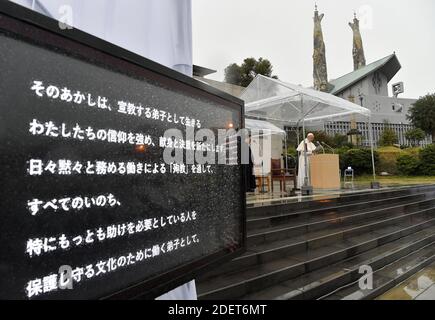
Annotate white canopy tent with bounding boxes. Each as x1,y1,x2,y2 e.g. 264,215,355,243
242,74,371,125
241,75,377,188
245,118,286,137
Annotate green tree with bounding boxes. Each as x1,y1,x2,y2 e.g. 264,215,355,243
407,93,435,143
419,144,435,175
339,148,379,175
224,57,278,87
332,134,350,148
397,154,420,176
405,128,426,147
310,131,333,146
379,127,398,146
224,63,242,87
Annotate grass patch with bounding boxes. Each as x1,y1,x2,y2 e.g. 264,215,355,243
352,175,435,188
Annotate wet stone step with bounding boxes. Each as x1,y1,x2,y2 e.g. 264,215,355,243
197,187,435,300
322,243,435,300
247,200,435,246
247,207,435,253
198,219,435,299
247,186,435,219
251,194,434,229
247,193,432,231
199,215,435,283
241,227,435,300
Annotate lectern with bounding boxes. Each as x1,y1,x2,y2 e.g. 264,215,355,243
310,154,341,189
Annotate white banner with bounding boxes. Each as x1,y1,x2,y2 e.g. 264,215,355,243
10,0,193,76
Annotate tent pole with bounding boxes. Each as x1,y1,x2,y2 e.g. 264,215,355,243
303,118,308,187
301,97,308,185
284,132,288,170
296,121,300,146
368,117,379,188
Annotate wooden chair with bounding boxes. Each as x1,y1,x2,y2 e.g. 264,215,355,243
255,175,271,193
271,159,297,192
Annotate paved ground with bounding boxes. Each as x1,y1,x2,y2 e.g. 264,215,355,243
354,176,435,188
377,261,435,300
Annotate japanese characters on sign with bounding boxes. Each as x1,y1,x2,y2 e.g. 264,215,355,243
0,4,244,300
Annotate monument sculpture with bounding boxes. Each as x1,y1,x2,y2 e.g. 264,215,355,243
349,13,366,70
313,5,329,92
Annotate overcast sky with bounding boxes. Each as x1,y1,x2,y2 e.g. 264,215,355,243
192,0,435,98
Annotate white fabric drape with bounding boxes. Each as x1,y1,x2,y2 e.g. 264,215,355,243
10,0,193,75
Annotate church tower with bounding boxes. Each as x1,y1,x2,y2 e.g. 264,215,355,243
349,13,366,70
313,5,329,92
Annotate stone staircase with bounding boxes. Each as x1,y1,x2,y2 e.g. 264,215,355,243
196,185,435,300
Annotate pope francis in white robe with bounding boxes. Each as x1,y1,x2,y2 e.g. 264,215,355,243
297,133,317,189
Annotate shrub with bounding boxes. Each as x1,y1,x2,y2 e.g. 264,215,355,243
405,128,426,147
339,148,379,175
397,154,420,176
379,127,398,146
332,134,348,148
337,146,351,169
403,147,421,157
377,146,403,174
419,144,435,175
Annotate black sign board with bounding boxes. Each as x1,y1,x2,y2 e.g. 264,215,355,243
0,2,246,300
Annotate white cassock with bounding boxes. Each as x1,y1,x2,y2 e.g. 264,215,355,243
296,139,317,189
